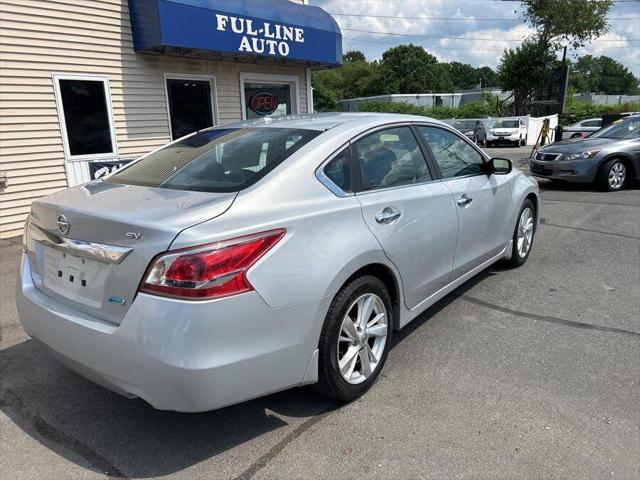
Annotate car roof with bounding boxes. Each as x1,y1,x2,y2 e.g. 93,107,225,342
222,112,449,131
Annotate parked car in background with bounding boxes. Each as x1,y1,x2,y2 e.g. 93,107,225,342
451,119,486,145
486,118,528,147
17,113,539,412
561,118,602,140
531,115,640,191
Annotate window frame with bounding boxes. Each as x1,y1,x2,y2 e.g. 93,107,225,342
52,73,118,162
239,72,300,121
163,73,220,141
413,123,490,181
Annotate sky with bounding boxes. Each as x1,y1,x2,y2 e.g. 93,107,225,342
309,0,640,77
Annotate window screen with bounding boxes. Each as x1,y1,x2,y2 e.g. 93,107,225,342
58,79,114,157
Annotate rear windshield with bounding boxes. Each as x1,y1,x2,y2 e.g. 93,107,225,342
453,121,476,130
107,127,321,192
494,120,519,128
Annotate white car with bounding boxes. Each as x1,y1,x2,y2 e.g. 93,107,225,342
486,119,528,147
561,118,602,140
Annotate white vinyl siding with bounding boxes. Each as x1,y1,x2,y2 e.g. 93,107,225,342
0,0,308,238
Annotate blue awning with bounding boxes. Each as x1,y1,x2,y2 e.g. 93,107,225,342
128,0,342,67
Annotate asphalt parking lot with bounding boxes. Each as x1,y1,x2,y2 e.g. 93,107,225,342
1,147,638,479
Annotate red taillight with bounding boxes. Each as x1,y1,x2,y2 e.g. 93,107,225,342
140,229,286,300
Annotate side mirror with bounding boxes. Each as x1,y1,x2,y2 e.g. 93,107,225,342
484,157,513,175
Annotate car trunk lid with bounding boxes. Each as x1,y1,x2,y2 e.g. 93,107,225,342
25,181,236,324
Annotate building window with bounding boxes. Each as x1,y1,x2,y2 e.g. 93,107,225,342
240,73,299,120
164,75,218,140
52,74,117,161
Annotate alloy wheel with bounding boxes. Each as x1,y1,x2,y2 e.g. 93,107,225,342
337,293,388,385
517,207,534,258
608,162,626,190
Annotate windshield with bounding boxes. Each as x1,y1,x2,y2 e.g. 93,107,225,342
107,127,320,192
493,120,519,129
453,121,476,130
591,118,640,139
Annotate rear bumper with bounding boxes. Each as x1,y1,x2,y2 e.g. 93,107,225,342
529,158,598,183
16,254,327,412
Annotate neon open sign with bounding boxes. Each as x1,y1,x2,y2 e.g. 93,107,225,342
249,92,279,115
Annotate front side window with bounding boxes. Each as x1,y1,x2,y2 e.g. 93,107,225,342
107,127,320,192
54,75,116,159
418,126,485,179
353,127,431,191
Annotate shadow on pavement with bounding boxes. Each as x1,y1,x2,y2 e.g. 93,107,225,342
0,267,497,478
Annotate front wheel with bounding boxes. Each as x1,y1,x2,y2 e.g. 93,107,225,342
596,159,627,191
314,275,393,402
504,199,536,268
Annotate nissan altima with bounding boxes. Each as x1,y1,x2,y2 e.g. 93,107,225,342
17,113,539,412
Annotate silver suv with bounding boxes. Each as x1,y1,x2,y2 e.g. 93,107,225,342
17,113,539,412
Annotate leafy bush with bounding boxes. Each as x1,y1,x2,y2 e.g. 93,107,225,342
562,96,640,125
354,99,502,120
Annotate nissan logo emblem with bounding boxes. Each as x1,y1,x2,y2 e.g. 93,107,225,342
57,214,70,235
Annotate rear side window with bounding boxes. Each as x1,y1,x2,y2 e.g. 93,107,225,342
582,120,602,127
352,127,431,191
107,127,320,192
324,148,352,193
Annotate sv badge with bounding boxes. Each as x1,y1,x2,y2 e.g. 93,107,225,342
125,232,142,240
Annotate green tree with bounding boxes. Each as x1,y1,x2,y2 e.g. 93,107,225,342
520,0,612,49
498,40,559,114
445,62,481,90
476,66,499,88
343,50,366,63
380,44,453,93
569,55,640,94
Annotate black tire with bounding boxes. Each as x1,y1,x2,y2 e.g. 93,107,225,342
596,158,627,191
487,141,493,148
504,199,536,268
314,275,393,402
520,136,526,146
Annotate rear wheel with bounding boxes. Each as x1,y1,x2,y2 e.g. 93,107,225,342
504,199,536,268
597,159,627,191
314,275,392,402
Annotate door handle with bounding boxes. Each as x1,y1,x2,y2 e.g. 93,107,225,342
457,194,473,207
375,207,401,224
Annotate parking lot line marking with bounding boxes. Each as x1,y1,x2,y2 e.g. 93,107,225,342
540,218,640,240
541,199,640,208
458,294,640,338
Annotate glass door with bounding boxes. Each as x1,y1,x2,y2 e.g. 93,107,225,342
166,78,215,140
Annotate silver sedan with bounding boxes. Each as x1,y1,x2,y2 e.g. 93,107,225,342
531,115,640,191
17,113,539,412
